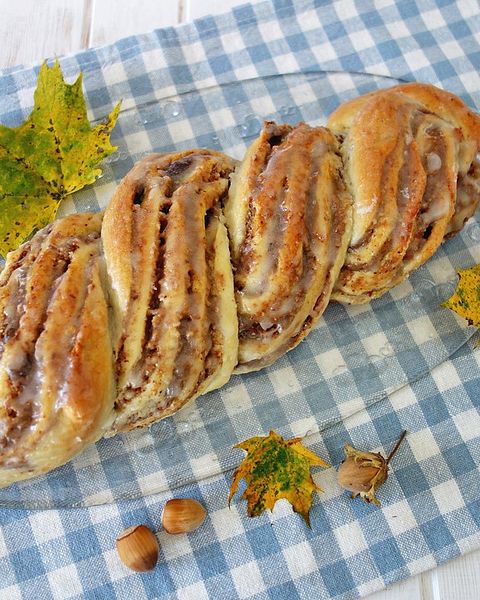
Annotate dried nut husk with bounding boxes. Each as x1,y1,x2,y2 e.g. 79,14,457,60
337,445,388,506
162,498,207,534
116,525,159,572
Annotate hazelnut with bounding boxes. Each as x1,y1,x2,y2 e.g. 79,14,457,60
337,431,407,506
116,525,159,572
337,445,388,505
161,498,207,534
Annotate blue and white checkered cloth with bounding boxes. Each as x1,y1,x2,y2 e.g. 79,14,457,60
1,0,480,598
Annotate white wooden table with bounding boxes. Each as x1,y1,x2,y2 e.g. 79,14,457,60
0,1,478,598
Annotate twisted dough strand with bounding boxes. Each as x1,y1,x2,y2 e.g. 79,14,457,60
102,151,239,433
225,122,352,371
0,214,115,487
0,83,479,487
328,84,480,303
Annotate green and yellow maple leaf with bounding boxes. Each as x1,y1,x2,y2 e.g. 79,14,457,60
229,430,329,527
443,264,480,328
0,60,121,256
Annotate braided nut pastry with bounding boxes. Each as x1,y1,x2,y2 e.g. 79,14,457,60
225,122,352,372
0,214,115,487
0,83,479,487
328,83,480,303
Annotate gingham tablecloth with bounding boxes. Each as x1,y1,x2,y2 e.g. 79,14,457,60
1,0,480,598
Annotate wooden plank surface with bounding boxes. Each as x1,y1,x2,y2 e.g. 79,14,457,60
368,576,423,600
0,0,92,68
433,552,480,600
185,0,251,20
90,0,179,46
0,1,479,599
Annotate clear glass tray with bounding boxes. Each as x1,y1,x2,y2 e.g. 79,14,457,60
0,70,478,508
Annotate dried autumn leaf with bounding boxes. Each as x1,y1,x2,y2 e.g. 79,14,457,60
443,264,480,328
229,430,329,527
0,60,121,256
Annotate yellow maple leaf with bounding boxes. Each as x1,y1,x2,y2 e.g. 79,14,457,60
229,430,329,527
0,60,121,257
443,264,480,328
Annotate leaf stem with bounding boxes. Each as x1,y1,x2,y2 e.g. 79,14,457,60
386,430,407,465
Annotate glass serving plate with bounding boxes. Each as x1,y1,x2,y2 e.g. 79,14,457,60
0,69,478,508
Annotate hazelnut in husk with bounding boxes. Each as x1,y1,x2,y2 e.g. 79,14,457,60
337,446,388,505
337,431,407,506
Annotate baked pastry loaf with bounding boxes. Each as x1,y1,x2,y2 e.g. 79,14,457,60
225,122,352,371
0,83,479,487
102,151,238,433
0,214,115,487
328,83,480,303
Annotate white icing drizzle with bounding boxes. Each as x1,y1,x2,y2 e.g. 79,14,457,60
356,196,377,215
423,195,450,225
426,152,442,173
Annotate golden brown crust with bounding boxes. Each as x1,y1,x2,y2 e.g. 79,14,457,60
225,122,352,371
328,83,480,303
328,83,480,144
